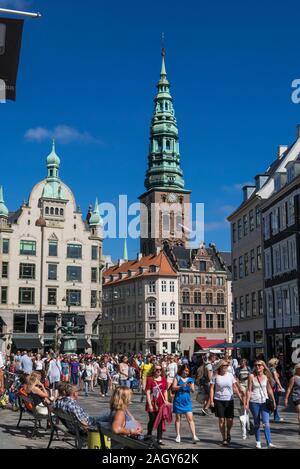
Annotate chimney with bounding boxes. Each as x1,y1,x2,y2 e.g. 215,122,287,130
277,145,288,159
137,253,143,261
156,247,161,255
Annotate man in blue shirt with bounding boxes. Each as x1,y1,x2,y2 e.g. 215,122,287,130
20,351,33,375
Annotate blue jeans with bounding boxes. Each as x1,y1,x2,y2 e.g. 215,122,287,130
249,401,272,445
84,380,91,395
71,373,78,385
273,390,281,421
120,379,130,388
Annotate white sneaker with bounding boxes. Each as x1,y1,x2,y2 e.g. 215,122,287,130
192,436,200,444
268,443,277,449
175,435,181,443
256,442,262,449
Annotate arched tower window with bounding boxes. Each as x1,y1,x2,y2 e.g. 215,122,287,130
50,207,54,215
162,212,170,234
55,208,59,216
166,140,171,151
45,207,49,215
60,209,64,216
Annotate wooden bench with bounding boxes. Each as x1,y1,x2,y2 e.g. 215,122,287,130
97,422,161,450
17,395,50,438
47,407,88,449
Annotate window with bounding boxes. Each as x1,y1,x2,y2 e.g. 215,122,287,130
244,253,249,277
149,265,156,273
48,264,57,281
243,214,248,236
162,302,167,315
170,324,176,331
48,288,57,306
91,291,97,308
232,223,236,243
19,288,35,305
1,287,7,304
149,323,156,331
149,302,156,316
205,275,212,285
240,297,245,319
1,262,8,278
2,239,9,254
238,219,242,239
67,266,82,282
195,276,201,285
264,251,272,279
194,291,201,304
162,324,167,331
14,314,25,333
256,207,261,227
60,209,64,217
233,259,237,281
200,261,206,272
217,292,224,305
67,244,82,259
91,268,97,283
183,291,190,304
246,294,250,317
183,314,190,328
206,292,213,304
257,246,262,270
249,210,254,231
206,314,214,329
44,314,57,334
66,290,81,306
170,302,176,316
161,281,167,292
149,281,156,293
19,263,36,280
258,290,263,315
250,250,255,273
20,240,36,256
216,277,224,286
239,256,244,278
138,303,142,318
217,315,225,329
252,292,257,316
170,281,175,292
194,313,202,328
182,275,189,284
49,240,58,257
91,246,98,260
234,298,238,320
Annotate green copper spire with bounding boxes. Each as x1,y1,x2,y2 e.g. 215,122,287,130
89,198,102,226
144,48,185,191
42,141,67,200
123,238,128,261
0,186,8,217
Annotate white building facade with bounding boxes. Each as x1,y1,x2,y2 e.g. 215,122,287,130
0,144,104,354
102,251,180,355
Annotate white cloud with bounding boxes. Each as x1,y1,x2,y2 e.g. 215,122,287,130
222,182,253,193
24,125,102,145
0,0,31,8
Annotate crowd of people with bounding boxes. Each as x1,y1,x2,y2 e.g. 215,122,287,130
0,349,299,448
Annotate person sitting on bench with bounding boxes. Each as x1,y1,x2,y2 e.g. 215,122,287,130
111,386,143,437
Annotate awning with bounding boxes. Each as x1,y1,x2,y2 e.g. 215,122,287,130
77,339,90,349
13,338,43,349
195,337,226,350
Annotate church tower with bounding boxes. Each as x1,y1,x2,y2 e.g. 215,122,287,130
139,49,191,256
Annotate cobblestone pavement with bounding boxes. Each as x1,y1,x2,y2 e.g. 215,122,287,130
0,388,299,449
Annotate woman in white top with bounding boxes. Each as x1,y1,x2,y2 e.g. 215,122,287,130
245,360,276,449
209,360,243,446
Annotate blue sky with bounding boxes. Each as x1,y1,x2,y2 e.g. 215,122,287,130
1,0,300,260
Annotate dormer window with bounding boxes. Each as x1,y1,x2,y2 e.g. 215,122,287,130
287,165,295,183
149,265,157,273
274,174,281,192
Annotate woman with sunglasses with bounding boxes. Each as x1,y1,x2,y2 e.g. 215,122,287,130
209,360,243,446
145,364,170,446
245,361,276,449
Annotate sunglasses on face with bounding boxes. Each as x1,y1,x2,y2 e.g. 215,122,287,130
155,368,162,372
255,364,263,367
